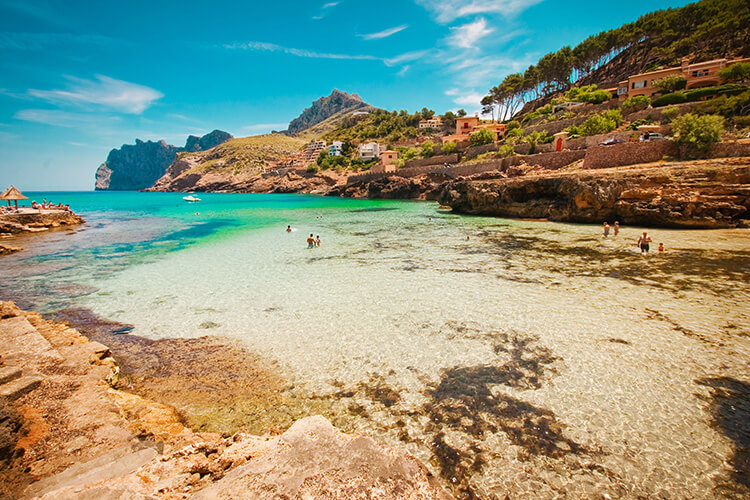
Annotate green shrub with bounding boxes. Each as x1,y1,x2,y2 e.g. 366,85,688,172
671,113,724,156
627,118,649,130
307,164,320,173
652,92,688,107
470,128,496,146
420,140,434,158
684,84,747,101
565,85,611,104
661,106,680,122
718,63,750,83
696,90,750,118
498,144,515,157
506,120,521,131
441,141,457,154
652,75,687,93
622,95,651,112
573,109,622,136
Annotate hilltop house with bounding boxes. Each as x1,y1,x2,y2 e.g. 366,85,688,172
328,141,343,157
418,117,443,129
358,142,381,161
617,56,750,99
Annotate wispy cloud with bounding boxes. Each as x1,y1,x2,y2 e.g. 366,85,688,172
415,0,543,23
447,18,493,49
397,65,411,77
28,75,163,114
14,109,119,127
384,50,431,66
223,41,380,61
312,1,340,20
359,25,408,40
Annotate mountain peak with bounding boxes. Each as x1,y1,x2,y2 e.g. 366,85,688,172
286,90,369,135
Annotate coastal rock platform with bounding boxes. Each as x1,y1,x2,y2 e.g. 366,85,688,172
0,209,84,236
0,302,450,499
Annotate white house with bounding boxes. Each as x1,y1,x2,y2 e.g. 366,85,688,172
358,142,381,160
328,141,343,157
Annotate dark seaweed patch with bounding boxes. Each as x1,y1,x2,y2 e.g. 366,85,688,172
695,377,750,495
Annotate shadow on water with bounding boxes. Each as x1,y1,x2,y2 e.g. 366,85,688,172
476,232,750,296
695,377,750,496
323,326,594,498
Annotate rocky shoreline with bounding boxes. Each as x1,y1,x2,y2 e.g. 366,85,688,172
435,158,750,229
0,302,449,499
0,210,85,256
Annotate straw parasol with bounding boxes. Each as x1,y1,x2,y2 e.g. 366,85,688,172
0,185,28,210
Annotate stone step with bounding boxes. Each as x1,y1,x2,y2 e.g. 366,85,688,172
26,446,158,498
0,365,22,384
0,316,63,363
0,375,42,401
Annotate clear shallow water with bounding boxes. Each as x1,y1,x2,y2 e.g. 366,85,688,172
2,191,749,497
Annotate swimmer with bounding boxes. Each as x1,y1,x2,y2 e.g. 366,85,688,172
286,225,292,232
603,222,610,237
614,221,620,236
658,243,664,253
637,232,652,255
307,233,315,248
315,235,321,247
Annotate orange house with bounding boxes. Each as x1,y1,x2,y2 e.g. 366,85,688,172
455,116,480,135
618,57,750,99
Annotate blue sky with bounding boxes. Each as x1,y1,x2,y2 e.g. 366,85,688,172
0,0,692,190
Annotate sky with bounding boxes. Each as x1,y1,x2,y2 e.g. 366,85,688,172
0,0,693,190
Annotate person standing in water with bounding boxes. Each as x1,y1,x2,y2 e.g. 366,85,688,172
315,235,321,247
603,222,610,237
286,225,292,232
614,221,620,236
307,234,315,248
637,232,652,254
658,243,665,253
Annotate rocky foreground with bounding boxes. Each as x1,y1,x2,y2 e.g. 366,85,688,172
0,302,449,499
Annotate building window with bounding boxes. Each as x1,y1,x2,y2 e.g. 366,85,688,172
617,87,628,95
632,80,647,89
692,69,709,77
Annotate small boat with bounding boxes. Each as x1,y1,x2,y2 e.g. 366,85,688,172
183,195,201,202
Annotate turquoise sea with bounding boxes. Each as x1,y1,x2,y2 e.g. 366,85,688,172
2,191,749,497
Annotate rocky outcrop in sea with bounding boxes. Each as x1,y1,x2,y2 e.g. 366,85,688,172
95,130,232,191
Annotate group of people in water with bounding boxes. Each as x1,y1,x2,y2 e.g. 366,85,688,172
286,225,321,248
603,221,664,255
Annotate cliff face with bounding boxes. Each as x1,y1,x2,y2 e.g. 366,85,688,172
436,159,750,229
286,90,368,135
147,134,306,192
94,130,232,191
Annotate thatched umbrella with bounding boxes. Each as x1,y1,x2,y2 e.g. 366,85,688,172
0,185,28,210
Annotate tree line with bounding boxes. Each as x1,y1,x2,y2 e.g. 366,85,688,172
482,0,749,120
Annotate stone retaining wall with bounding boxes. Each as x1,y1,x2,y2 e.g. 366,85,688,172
583,141,676,169
403,153,459,169
464,143,498,160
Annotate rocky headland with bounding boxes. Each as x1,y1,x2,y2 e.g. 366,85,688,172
0,302,449,499
95,130,232,191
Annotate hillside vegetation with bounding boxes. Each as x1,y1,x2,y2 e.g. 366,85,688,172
178,134,305,175
483,0,749,119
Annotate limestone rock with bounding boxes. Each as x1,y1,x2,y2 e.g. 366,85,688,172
286,90,369,135
95,130,232,191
